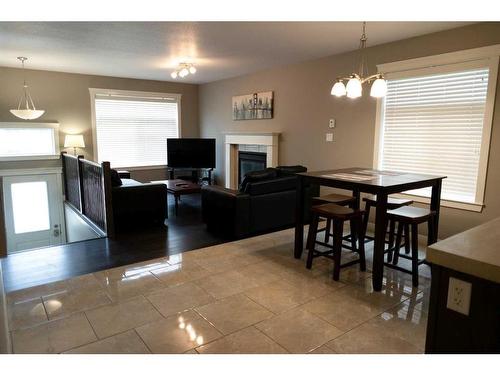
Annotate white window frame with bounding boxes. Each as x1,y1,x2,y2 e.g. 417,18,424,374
0,122,60,161
89,88,182,170
374,45,500,212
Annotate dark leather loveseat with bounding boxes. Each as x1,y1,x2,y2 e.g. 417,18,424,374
111,172,168,232
201,166,319,238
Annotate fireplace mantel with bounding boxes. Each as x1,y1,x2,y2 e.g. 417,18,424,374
224,132,280,189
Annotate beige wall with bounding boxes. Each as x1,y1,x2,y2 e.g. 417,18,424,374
199,22,500,238
0,67,199,182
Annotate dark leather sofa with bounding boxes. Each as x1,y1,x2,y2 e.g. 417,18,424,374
111,173,168,232
201,166,319,238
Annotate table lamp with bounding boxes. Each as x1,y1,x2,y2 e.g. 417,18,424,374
64,134,85,155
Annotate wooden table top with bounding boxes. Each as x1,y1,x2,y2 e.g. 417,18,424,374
298,167,446,189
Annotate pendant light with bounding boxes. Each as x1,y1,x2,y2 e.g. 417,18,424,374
331,22,387,99
170,62,197,79
10,57,45,120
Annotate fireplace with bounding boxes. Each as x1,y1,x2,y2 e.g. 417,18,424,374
238,151,267,185
224,132,280,189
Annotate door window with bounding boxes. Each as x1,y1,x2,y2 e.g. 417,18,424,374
11,181,50,234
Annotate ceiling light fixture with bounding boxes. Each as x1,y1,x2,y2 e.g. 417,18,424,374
331,22,387,99
171,62,196,79
10,57,45,120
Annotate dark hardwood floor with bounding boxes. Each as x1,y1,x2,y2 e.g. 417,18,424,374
1,194,229,292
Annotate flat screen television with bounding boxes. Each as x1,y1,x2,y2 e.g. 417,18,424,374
167,138,216,168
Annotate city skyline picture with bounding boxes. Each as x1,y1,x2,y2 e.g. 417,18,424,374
232,91,274,120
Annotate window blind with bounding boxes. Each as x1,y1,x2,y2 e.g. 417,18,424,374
380,68,489,204
94,95,179,168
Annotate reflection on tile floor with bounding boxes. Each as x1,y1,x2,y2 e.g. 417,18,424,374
6,227,431,354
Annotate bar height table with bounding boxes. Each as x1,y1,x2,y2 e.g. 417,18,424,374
294,168,446,292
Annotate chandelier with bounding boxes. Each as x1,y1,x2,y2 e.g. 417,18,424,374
171,62,197,79
10,57,45,120
331,22,387,99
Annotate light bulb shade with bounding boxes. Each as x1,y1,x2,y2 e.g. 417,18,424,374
370,78,387,98
64,134,85,148
189,66,197,74
9,109,45,120
346,77,362,98
179,68,189,77
331,81,346,97
171,71,178,79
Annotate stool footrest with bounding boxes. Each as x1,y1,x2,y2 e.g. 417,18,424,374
392,252,424,264
383,262,414,275
314,240,357,252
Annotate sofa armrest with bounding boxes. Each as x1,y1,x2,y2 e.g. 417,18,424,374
112,183,168,230
201,185,251,238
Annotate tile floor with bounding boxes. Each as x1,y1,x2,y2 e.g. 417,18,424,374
6,227,431,354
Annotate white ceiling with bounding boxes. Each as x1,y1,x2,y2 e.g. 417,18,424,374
0,22,470,84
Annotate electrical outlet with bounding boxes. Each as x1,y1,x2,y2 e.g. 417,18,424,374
446,277,472,316
329,119,336,128
326,133,334,142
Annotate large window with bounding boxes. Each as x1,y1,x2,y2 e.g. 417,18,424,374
90,89,181,168
0,123,60,161
375,48,499,211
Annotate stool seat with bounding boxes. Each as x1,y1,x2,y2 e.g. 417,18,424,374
363,195,413,209
312,203,364,220
313,193,356,206
387,206,435,223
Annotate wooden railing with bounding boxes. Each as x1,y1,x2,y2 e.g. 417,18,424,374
61,152,115,238
61,154,82,211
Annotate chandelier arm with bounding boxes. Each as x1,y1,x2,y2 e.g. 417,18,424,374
360,74,384,84
26,87,32,110
28,91,37,110
16,92,24,110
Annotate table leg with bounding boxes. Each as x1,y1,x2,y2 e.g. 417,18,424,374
174,195,179,216
428,179,442,245
294,176,306,259
350,189,361,244
373,192,388,291
352,189,361,209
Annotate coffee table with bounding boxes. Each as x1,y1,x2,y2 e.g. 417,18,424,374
151,179,201,216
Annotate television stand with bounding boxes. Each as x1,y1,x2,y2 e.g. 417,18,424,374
167,167,213,185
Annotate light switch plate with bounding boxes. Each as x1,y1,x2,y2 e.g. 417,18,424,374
326,133,334,142
329,119,336,128
446,277,472,316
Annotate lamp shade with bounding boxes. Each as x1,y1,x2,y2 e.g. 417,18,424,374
64,134,85,148
370,77,388,98
331,81,347,97
346,77,362,98
9,109,45,120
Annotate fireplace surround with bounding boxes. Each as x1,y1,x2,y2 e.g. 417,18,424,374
224,132,280,189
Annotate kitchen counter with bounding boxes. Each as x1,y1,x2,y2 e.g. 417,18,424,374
425,217,500,353
427,216,500,284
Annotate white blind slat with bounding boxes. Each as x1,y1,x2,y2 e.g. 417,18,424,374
94,97,179,168
380,68,489,204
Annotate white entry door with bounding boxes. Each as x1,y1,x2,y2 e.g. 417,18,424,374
2,173,64,253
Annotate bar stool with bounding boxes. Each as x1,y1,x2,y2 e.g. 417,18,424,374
362,195,414,250
306,203,366,281
312,193,357,247
385,206,435,287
